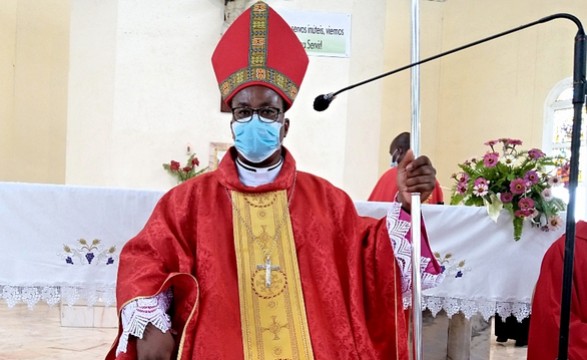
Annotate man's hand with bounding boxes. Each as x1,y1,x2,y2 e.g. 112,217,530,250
396,149,437,212
137,323,175,360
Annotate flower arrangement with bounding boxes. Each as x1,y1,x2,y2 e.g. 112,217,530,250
450,138,567,240
162,146,208,184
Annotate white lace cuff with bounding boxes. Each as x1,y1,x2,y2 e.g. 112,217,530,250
115,289,173,356
386,202,445,306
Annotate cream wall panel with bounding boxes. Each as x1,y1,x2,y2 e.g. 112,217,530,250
0,0,68,183
0,1,17,178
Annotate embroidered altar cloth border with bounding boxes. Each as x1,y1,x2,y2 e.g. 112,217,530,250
0,182,565,320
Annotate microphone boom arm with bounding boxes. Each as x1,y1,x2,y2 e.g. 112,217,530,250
319,13,583,99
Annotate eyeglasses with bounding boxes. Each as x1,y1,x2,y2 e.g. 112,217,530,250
231,106,283,123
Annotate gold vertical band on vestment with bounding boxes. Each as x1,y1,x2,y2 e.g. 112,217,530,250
232,190,314,360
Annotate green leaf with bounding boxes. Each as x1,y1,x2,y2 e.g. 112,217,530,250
513,216,523,241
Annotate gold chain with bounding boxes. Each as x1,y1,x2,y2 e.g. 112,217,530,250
228,192,290,260
225,171,297,261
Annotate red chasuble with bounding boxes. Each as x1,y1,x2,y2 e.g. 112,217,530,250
527,221,587,360
107,147,439,360
368,167,444,204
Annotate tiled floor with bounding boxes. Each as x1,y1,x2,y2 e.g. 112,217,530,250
0,303,526,359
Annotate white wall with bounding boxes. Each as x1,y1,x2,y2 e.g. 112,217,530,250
64,0,386,199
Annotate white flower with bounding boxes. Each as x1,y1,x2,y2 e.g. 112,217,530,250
499,154,516,167
547,215,563,231
472,183,489,197
541,188,553,201
548,176,563,187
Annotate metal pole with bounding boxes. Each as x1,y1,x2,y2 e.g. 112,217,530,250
410,0,423,359
557,25,585,360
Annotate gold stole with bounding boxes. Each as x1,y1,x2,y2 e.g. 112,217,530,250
231,190,314,360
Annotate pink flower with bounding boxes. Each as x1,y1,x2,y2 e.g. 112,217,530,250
510,178,527,195
528,148,545,159
524,170,540,185
182,166,192,172
500,192,514,203
483,152,499,168
515,209,533,217
457,183,468,195
484,140,498,146
191,157,200,167
457,172,469,184
518,197,535,211
506,138,522,146
475,177,489,186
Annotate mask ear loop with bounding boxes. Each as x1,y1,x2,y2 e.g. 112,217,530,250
390,149,399,167
391,148,399,162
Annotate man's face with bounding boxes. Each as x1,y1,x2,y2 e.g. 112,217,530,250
230,85,289,166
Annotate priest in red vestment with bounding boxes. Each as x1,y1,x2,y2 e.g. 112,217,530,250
527,220,587,359
368,132,444,204
106,2,444,359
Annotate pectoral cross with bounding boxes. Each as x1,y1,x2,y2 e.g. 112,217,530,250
257,256,280,288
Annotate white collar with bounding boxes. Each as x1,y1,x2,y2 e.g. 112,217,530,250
235,158,283,187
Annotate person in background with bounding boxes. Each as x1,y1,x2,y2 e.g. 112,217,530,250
105,2,444,359
369,132,444,204
527,220,587,359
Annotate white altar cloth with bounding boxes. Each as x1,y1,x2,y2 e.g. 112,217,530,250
355,201,565,321
0,182,565,320
0,182,162,308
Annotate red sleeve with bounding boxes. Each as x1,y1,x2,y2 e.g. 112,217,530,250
106,186,200,359
528,224,587,360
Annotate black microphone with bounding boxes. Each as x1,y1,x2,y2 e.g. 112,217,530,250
313,13,571,112
313,93,335,111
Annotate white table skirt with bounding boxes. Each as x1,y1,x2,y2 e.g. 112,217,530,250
0,182,565,321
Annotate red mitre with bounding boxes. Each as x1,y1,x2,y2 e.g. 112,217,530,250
211,1,308,109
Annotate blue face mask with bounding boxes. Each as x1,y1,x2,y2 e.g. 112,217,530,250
231,114,283,163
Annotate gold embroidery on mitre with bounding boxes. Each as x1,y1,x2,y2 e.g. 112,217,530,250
220,68,300,103
231,190,314,360
218,1,300,104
